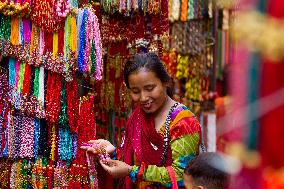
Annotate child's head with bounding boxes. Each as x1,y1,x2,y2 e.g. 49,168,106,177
184,152,229,189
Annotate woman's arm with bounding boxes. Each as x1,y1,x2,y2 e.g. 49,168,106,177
140,117,202,186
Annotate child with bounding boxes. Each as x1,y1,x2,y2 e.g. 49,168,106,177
184,152,229,189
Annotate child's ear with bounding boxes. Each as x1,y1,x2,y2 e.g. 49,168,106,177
197,186,205,189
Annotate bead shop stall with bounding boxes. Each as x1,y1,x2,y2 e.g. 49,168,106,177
0,0,226,188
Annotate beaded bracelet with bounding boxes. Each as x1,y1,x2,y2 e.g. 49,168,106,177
129,165,140,183
137,162,147,182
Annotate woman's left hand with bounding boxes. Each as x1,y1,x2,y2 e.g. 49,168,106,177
99,159,132,178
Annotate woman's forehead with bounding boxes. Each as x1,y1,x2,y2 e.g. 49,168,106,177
128,70,162,86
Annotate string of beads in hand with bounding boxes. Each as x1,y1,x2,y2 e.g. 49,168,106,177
82,142,110,161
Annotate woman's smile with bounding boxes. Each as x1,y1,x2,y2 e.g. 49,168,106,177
141,100,153,110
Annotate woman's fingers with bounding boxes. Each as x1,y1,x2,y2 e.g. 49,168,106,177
80,146,98,154
99,160,131,178
80,145,89,150
99,160,113,174
87,147,97,154
100,159,117,168
88,139,106,148
105,159,117,166
88,139,101,144
88,139,105,144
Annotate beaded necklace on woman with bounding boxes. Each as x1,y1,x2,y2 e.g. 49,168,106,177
160,102,179,165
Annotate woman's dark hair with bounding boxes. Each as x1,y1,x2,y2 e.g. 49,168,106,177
184,152,229,189
124,53,173,97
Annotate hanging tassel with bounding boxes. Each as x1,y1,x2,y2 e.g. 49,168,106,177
53,32,59,58
8,58,16,87
10,17,20,45
17,62,25,93
70,15,77,54
38,67,45,103
14,60,20,90
46,160,54,189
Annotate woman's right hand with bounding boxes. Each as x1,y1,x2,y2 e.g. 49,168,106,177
80,139,116,155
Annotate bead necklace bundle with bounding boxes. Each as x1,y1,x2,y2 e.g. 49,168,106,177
10,160,22,188
77,7,102,79
101,0,163,14
0,68,9,105
0,39,30,63
176,54,189,79
38,120,50,157
30,0,65,32
19,116,35,158
58,126,73,162
53,160,69,188
170,21,205,55
186,55,210,102
10,92,46,118
59,80,68,126
76,95,96,156
45,73,62,123
0,70,10,157
84,143,110,189
28,24,76,80
101,1,169,56
1,5,102,80
58,81,74,163
68,94,96,188
0,14,11,40
0,0,31,17
77,9,87,72
33,119,40,159
161,50,178,77
69,0,78,10
6,56,45,119
22,64,32,95
7,111,13,157
0,0,7,11
18,159,32,188
10,17,20,45
169,0,204,22
55,0,70,17
5,113,36,159
31,66,39,98
0,159,12,187
63,14,77,74
66,76,79,133
31,158,48,189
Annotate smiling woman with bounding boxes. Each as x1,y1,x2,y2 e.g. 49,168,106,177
81,52,202,189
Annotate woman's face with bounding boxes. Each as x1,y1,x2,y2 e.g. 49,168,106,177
128,68,167,114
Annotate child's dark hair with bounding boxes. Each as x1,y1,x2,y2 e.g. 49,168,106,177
184,152,229,189
124,53,173,97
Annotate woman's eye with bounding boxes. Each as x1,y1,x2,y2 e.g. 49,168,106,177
145,86,154,91
131,90,139,94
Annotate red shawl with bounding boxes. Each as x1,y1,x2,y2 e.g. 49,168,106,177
122,107,173,189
